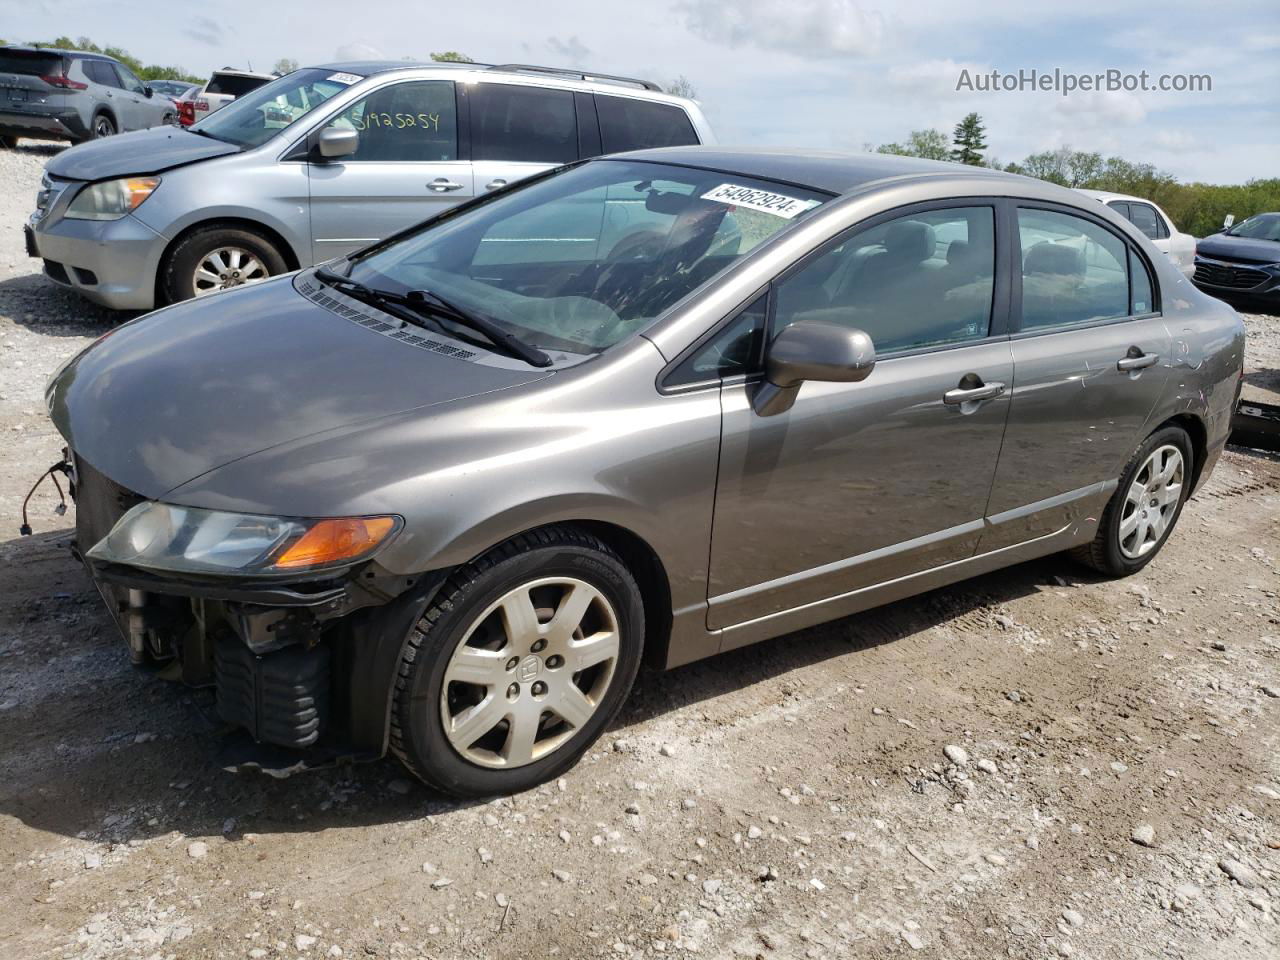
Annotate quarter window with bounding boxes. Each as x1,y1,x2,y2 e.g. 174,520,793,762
323,81,458,162
666,295,767,387
1129,248,1154,315
596,95,699,153
471,83,578,164
1017,208,1130,330
771,206,996,354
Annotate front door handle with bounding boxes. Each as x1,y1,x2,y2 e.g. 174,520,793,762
1117,350,1159,372
484,178,508,191
427,178,463,193
943,381,1006,405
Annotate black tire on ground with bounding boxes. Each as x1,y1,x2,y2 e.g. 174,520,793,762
92,113,116,139
1071,424,1194,577
0,135,18,149
390,526,645,798
160,224,288,304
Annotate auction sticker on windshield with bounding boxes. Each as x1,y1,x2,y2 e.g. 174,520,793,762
326,72,363,85
700,183,818,219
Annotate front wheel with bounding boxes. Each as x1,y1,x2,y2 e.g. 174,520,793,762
390,527,644,797
161,225,287,304
1072,425,1194,576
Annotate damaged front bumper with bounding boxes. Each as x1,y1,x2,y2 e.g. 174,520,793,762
66,454,445,763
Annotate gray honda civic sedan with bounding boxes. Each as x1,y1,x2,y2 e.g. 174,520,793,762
45,148,1244,797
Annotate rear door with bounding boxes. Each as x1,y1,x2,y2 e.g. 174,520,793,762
467,81,579,195
983,204,1169,550
306,78,472,263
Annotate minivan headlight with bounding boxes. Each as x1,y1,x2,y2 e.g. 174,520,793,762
86,502,401,576
65,177,161,221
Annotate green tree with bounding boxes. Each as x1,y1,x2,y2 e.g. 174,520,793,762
27,36,200,82
875,128,950,161
430,51,474,63
951,112,987,166
273,57,299,75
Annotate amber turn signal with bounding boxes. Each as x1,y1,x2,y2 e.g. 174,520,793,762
271,516,400,570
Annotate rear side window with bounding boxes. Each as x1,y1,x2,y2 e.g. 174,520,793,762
1017,208,1130,330
772,206,996,354
206,74,269,97
1130,248,1154,314
84,60,121,88
0,50,64,76
1126,203,1164,240
596,95,698,153
471,83,578,164
323,80,458,162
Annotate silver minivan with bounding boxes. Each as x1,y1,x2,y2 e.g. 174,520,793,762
26,61,714,309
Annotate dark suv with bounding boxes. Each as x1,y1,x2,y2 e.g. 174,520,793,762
0,46,175,147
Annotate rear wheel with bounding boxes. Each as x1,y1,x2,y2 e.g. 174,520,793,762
1072,425,1193,576
161,225,287,304
92,112,116,139
390,527,644,797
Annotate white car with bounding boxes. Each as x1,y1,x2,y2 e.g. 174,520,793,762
1078,189,1195,278
176,69,275,127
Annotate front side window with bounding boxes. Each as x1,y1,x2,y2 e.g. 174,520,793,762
772,206,996,354
1018,208,1130,330
1126,202,1162,240
193,68,351,148
116,65,145,95
346,161,828,357
322,81,457,162
596,95,699,153
471,83,578,164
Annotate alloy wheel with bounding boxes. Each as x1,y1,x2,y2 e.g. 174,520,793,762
1118,444,1184,560
440,577,620,769
95,116,115,138
192,246,269,297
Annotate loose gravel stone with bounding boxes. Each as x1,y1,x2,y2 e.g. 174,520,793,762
186,841,208,859
944,745,970,766
1219,858,1259,888
1130,824,1156,847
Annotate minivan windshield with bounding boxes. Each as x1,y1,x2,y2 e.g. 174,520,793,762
345,160,830,356
193,67,355,148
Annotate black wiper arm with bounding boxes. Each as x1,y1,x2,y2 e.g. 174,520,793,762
406,288,553,369
314,268,553,368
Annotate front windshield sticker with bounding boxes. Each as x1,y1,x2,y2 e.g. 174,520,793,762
700,183,818,219
326,72,362,85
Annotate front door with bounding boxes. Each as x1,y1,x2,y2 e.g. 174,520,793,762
307,79,473,263
983,204,1171,549
707,203,1013,631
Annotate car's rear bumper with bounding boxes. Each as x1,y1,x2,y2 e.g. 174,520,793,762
27,209,165,311
0,108,88,142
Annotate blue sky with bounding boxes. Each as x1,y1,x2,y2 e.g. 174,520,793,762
5,0,1277,182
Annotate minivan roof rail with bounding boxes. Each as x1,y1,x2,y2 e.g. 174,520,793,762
486,63,663,93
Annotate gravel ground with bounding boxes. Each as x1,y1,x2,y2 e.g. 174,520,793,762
1,143,1278,960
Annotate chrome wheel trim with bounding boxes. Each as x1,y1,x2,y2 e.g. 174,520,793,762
439,577,620,770
95,116,114,137
192,246,269,297
1118,444,1184,560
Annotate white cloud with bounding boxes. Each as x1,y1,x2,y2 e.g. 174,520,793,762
677,0,885,58
1053,89,1147,127
546,35,591,67
334,42,385,62
888,58,989,97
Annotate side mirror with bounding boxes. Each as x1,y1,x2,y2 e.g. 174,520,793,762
1223,213,1235,230
752,321,876,417
143,85,154,98
317,127,358,159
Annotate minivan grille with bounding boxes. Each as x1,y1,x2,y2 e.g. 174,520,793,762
295,275,478,361
1194,259,1268,290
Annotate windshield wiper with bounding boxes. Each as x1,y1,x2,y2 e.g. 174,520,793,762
314,267,552,368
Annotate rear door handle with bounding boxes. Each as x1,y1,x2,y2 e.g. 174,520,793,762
484,178,508,191
1117,351,1159,371
943,381,1005,405
427,178,463,193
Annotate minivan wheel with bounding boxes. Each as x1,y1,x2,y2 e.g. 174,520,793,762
1071,425,1194,577
390,527,644,797
162,225,288,304
92,113,116,139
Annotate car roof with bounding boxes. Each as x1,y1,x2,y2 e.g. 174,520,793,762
210,68,276,79
309,61,675,97
605,146,1026,197
1077,188,1160,206
1,45,114,62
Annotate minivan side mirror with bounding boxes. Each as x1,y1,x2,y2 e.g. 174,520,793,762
752,321,876,417
318,127,358,159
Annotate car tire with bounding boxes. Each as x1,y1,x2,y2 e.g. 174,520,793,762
0,135,18,149
390,526,645,798
161,225,288,304
1071,425,1194,577
91,112,116,139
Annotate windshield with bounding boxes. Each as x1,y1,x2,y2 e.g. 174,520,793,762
347,160,830,356
193,67,355,148
1227,214,1280,242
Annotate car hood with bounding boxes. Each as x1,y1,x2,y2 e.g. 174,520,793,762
44,126,239,181
47,278,552,498
1197,233,1280,265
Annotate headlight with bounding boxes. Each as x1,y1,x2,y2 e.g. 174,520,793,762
86,502,401,577
64,177,160,221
